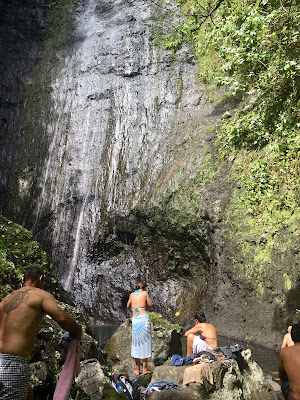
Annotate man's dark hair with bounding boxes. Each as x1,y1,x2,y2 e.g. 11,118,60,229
136,281,147,290
23,266,43,282
291,324,300,343
195,311,206,323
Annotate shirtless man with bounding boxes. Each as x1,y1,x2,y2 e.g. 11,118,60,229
279,324,300,400
185,311,218,356
127,281,153,375
281,326,295,348
0,266,82,400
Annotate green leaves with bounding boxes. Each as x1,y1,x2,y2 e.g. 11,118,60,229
162,0,300,284
164,0,299,150
0,215,49,301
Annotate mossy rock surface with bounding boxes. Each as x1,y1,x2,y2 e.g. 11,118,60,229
102,384,127,399
149,312,182,333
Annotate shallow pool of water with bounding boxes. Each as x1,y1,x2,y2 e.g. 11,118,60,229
218,335,280,381
90,324,119,347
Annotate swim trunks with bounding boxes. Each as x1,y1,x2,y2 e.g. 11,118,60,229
192,335,212,353
131,313,152,359
288,393,296,400
0,353,29,399
281,381,296,400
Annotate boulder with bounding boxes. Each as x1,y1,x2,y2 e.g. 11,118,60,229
104,313,182,374
146,349,281,400
29,361,48,390
75,359,110,400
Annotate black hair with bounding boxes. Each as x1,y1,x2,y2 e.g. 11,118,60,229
291,324,300,343
195,311,206,323
136,281,147,290
23,266,43,283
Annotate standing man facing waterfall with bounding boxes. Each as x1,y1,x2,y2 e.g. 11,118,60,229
0,266,82,400
127,281,153,375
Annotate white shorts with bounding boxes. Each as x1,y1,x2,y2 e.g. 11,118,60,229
192,335,212,354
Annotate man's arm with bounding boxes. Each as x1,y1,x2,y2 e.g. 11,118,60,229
279,350,288,381
185,323,202,337
41,292,82,339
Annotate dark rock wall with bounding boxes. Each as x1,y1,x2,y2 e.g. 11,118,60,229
0,0,48,214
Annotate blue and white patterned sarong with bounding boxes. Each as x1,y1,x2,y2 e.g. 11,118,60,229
0,354,29,399
131,313,152,359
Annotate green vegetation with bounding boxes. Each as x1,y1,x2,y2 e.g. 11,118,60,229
163,0,300,293
149,312,182,332
102,384,126,399
0,215,49,300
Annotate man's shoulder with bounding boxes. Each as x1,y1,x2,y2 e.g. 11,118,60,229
198,322,214,327
280,345,292,358
25,287,53,300
35,288,53,298
197,322,209,329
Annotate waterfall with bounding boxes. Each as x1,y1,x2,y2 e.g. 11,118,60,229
22,0,211,322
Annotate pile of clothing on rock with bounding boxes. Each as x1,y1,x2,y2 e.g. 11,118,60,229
171,344,245,387
142,379,181,396
111,345,245,398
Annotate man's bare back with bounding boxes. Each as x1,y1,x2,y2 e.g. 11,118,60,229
0,287,46,358
0,274,81,359
0,266,82,400
185,322,217,348
279,344,300,399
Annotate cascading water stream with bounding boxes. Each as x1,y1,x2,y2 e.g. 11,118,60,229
65,191,89,291
24,0,211,323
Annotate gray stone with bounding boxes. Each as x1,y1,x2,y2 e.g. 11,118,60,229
29,361,48,388
75,359,110,400
151,365,188,386
147,349,280,400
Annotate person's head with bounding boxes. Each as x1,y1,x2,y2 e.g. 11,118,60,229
22,266,44,288
291,324,300,343
195,311,206,323
136,281,147,290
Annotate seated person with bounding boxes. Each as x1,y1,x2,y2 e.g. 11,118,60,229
279,323,300,400
185,311,218,356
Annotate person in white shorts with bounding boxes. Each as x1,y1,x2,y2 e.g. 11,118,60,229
185,311,218,356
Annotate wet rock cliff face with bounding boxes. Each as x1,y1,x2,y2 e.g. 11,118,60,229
0,0,48,210
0,0,298,348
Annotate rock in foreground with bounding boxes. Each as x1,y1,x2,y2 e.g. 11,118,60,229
149,349,279,399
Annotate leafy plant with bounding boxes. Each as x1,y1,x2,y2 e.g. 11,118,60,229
162,0,300,292
0,215,49,301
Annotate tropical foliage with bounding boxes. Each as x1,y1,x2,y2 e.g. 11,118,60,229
163,0,300,289
0,215,48,300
